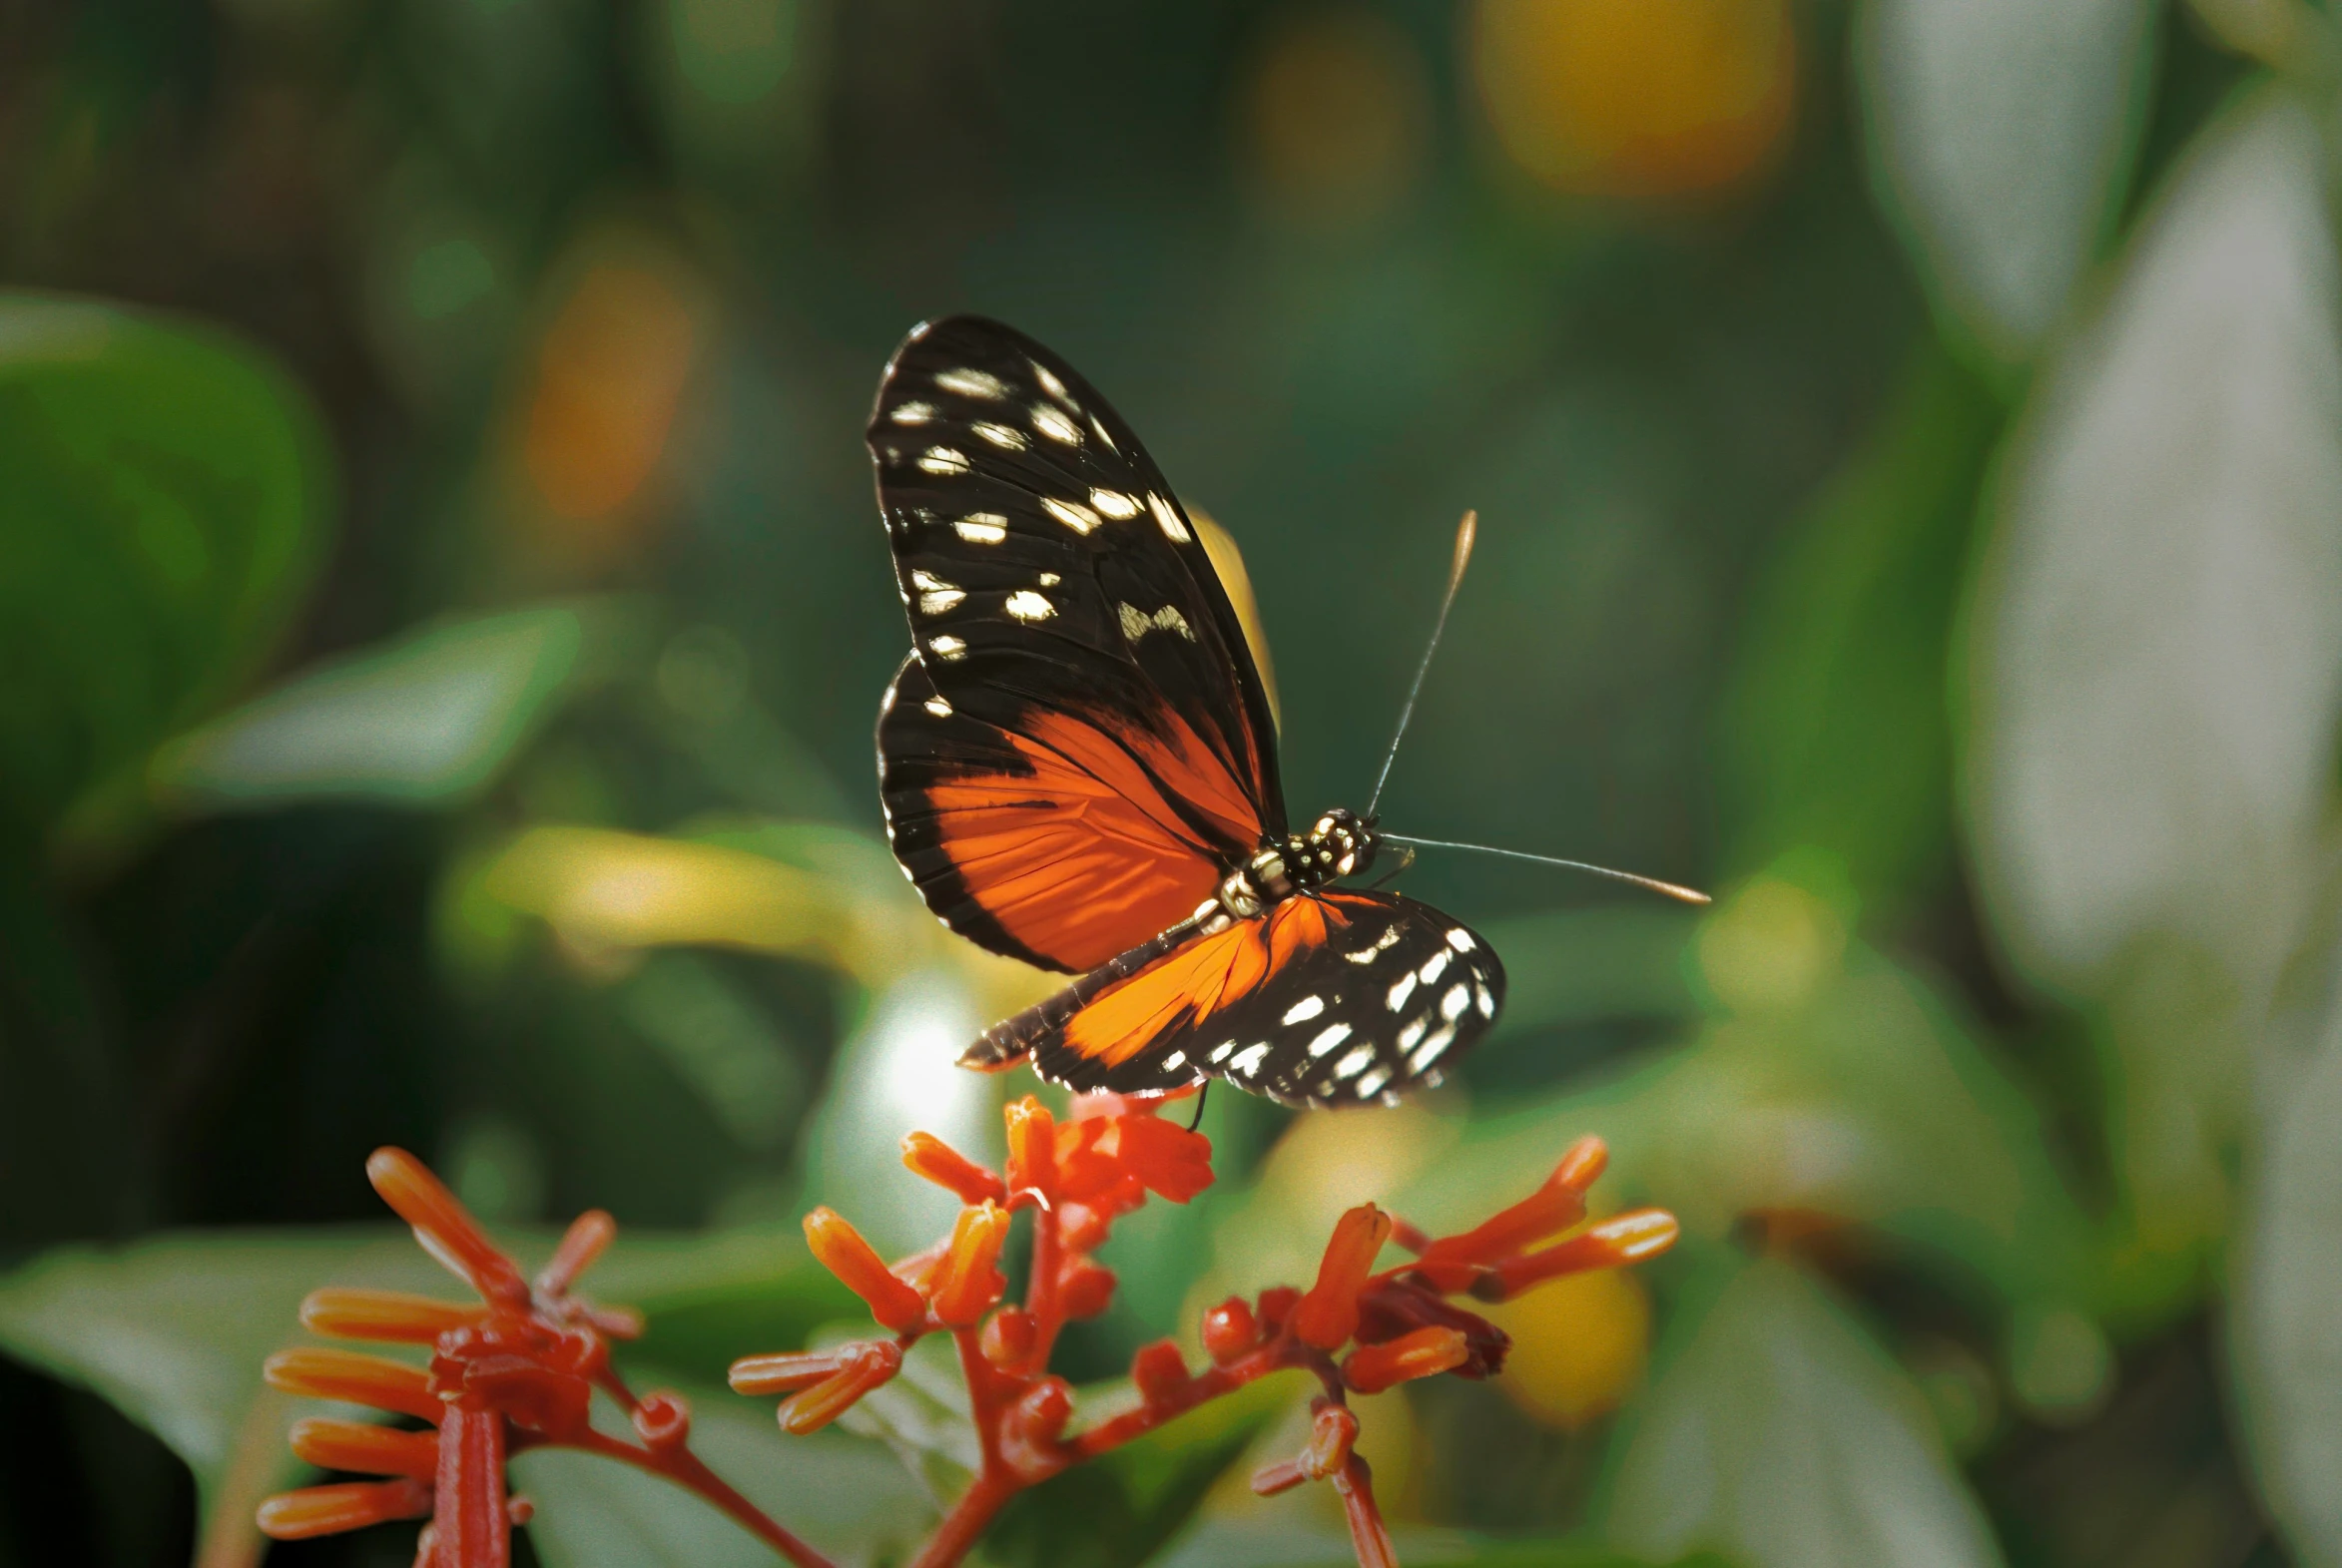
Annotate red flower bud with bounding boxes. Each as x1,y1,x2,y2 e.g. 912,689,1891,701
1201,1297,1260,1364
1057,1261,1117,1320
365,1148,529,1307
257,1478,432,1540
265,1348,442,1424
803,1207,929,1332
981,1307,1038,1368
1000,1376,1075,1481
1130,1339,1189,1404
1357,1277,1509,1379
1256,1286,1302,1331
1294,1205,1392,1350
1344,1326,1470,1393
1057,1202,1113,1253
777,1340,901,1433
1472,1209,1679,1301
298,1288,482,1343
930,1202,1012,1326
632,1391,691,1450
1250,1458,1309,1496
902,1133,1007,1206
288,1418,439,1480
1003,1096,1058,1198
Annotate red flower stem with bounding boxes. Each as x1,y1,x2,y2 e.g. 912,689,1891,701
908,1473,1018,1568
1069,1333,1319,1460
1334,1454,1399,1568
564,1427,836,1568
1021,1205,1066,1373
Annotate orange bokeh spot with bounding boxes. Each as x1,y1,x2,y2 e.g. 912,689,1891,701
521,261,697,538
1471,0,1796,201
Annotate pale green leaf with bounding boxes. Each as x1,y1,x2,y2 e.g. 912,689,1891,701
1603,1257,2004,1568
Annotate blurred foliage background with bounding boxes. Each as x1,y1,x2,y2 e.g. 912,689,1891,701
1,0,2337,1565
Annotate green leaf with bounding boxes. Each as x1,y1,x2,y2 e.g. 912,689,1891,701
1857,0,2155,360
1963,87,2342,1284
0,292,330,844
1601,1256,2004,1568
986,1368,1304,1568
1966,85,2342,1007
152,603,595,810
832,1329,981,1505
2235,963,2342,1566
1719,345,2001,912
514,1381,935,1568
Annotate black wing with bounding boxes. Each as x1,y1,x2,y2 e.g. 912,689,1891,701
871,316,1286,973
1028,889,1505,1107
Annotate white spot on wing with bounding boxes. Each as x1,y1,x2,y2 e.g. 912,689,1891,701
1306,1022,1353,1058
1004,590,1056,623
1344,944,1382,964
972,421,1027,451
1118,603,1198,644
1441,983,1470,1021
917,447,970,475
1031,361,1069,400
1419,948,1452,984
1282,995,1326,1025
922,695,952,718
1161,1050,1187,1072
1208,1040,1237,1063
1475,982,1495,1019
1041,497,1101,535
1397,1017,1428,1051
911,570,955,591
1387,973,1418,1012
1090,488,1141,520
928,635,967,661
1090,414,1117,451
1355,1065,1393,1097
919,589,965,615
935,368,1007,399
954,516,1008,544
1447,928,1476,952
889,401,936,425
1229,1043,1270,1075
1037,572,1062,587
1147,493,1192,544
1031,404,1081,444
1333,1044,1377,1080
1409,1025,1457,1074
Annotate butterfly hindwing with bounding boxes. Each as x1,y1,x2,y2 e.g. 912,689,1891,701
872,316,1287,973
1029,890,1504,1107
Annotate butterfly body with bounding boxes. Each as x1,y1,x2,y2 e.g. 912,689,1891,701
869,316,1503,1107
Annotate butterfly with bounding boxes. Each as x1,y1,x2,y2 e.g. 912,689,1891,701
868,315,1503,1108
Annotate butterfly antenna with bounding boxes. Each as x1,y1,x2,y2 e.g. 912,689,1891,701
1367,511,1476,818
1381,833,1711,905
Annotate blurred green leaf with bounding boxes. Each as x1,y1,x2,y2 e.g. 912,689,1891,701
0,1230,437,1562
833,1328,981,1504
987,1369,1302,1568
1602,1255,2004,1568
1720,346,2000,911
2235,954,2342,1567
1397,935,2086,1309
153,604,594,810
1857,0,2155,360
0,292,330,845
1965,84,2342,1006
514,1380,934,1568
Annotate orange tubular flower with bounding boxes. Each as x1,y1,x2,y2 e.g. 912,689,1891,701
1344,1326,1470,1394
903,1133,1009,1207
1411,1134,1605,1291
804,1207,931,1333
778,1341,903,1434
1294,1205,1394,1349
930,1202,1012,1325
259,1147,827,1568
1473,1208,1681,1300
1003,1096,1059,1199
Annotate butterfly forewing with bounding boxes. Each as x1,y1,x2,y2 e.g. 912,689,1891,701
1028,890,1504,1107
872,316,1288,973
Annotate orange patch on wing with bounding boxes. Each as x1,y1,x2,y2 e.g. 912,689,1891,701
926,708,1263,972
1063,897,1346,1067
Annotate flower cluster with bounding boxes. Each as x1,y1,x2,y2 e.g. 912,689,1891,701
257,1111,1675,1568
256,1148,825,1568
730,1098,1676,1568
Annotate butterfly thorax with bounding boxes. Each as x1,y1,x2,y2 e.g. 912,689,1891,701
1210,808,1377,924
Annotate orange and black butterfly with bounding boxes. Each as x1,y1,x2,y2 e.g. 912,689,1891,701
869,316,1503,1108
